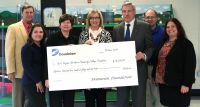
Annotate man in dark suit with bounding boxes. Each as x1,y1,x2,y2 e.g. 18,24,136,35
112,2,153,107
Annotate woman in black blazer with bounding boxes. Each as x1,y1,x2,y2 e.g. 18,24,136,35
45,14,78,107
152,18,196,107
21,23,47,107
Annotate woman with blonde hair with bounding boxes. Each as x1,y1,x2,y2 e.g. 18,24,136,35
79,9,112,107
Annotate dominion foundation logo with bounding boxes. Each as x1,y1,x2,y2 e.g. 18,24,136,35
52,48,59,56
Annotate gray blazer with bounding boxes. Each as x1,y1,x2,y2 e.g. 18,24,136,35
113,19,153,79
113,19,153,107
113,20,153,61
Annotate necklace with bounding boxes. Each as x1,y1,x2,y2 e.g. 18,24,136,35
168,40,175,43
164,40,175,47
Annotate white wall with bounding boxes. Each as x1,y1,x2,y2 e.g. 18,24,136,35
0,0,39,7
0,0,200,88
171,0,200,89
67,0,200,89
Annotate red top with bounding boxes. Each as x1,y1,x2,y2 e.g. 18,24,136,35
156,41,175,84
22,20,32,33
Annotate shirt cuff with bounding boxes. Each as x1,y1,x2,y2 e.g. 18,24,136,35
144,53,147,61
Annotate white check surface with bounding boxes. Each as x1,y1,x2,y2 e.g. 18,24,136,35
47,41,138,91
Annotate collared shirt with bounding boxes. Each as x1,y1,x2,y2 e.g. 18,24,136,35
152,26,164,49
148,25,164,65
124,18,135,38
22,20,32,33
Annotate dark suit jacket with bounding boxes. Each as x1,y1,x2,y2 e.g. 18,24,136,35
21,43,45,85
152,38,196,87
113,19,153,80
44,31,78,80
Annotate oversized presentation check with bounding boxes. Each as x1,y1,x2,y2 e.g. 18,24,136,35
47,41,138,91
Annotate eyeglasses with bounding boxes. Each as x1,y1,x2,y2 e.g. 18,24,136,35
145,16,156,20
89,17,100,20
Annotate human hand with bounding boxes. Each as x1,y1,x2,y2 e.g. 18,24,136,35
7,73,15,82
85,39,94,45
180,85,189,94
136,52,145,61
36,81,44,93
45,80,49,88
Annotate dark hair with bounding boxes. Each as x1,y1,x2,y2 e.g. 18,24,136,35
144,8,158,17
59,14,74,25
21,4,34,13
27,23,46,46
163,18,187,41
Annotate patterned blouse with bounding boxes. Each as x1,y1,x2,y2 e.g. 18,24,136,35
155,41,175,84
79,28,112,44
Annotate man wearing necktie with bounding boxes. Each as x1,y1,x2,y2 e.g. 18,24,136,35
112,2,153,107
125,24,131,41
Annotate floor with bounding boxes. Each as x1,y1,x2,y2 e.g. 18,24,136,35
189,96,200,107
0,97,200,107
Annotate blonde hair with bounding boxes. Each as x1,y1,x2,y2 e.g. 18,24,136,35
86,9,104,29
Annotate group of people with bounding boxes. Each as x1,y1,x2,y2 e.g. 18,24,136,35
5,2,196,107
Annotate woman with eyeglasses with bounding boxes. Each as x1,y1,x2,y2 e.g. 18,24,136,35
79,9,112,107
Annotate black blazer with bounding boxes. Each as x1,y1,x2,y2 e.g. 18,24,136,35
44,31,78,80
152,38,196,87
21,43,45,85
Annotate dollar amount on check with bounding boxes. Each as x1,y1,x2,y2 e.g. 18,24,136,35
47,41,138,91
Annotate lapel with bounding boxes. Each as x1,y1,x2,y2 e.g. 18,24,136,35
119,22,125,41
166,39,179,57
17,21,28,43
131,19,138,41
